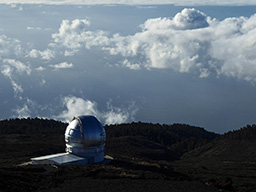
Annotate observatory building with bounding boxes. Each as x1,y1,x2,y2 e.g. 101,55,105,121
31,115,108,165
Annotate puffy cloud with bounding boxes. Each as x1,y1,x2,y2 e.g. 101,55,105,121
56,96,138,124
0,35,22,58
142,8,210,30
101,8,213,73
142,17,173,31
1,59,31,76
172,8,209,29
120,59,141,70
52,19,110,49
29,48,55,60
51,8,256,82
1,59,31,94
64,49,79,56
58,19,90,34
56,96,98,121
103,110,128,125
49,62,73,70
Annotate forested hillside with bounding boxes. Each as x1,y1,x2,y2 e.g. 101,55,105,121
183,124,256,161
105,122,218,156
0,118,67,134
1,118,256,192
222,124,256,140
177,124,256,192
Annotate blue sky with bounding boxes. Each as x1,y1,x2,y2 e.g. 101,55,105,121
0,1,256,133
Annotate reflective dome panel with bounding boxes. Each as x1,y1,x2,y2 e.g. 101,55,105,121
65,115,106,163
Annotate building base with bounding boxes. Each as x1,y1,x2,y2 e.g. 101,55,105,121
30,153,113,165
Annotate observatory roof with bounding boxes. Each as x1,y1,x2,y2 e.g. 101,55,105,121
65,115,106,147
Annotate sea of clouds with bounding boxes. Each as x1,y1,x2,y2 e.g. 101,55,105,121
1,7,256,125
50,8,256,82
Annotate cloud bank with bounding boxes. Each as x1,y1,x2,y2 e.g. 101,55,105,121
1,0,256,6
51,8,256,82
56,96,138,125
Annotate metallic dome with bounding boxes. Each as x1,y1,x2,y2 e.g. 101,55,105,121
65,115,106,162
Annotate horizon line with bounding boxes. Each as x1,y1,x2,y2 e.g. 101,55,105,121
0,0,256,6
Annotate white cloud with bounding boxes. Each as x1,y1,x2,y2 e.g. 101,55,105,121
64,49,79,56
27,26,42,30
172,8,209,30
1,59,31,94
0,35,22,58
56,96,138,124
0,0,256,6
141,8,210,30
2,59,31,75
49,61,73,70
103,100,138,125
103,109,129,125
51,8,256,82
56,96,98,121
13,101,31,118
52,19,110,49
35,66,46,71
199,68,210,78
120,59,141,70
29,48,55,60
14,104,31,118
12,98,40,118
27,26,52,31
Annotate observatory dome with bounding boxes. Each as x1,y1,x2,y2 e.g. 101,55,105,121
65,115,106,163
